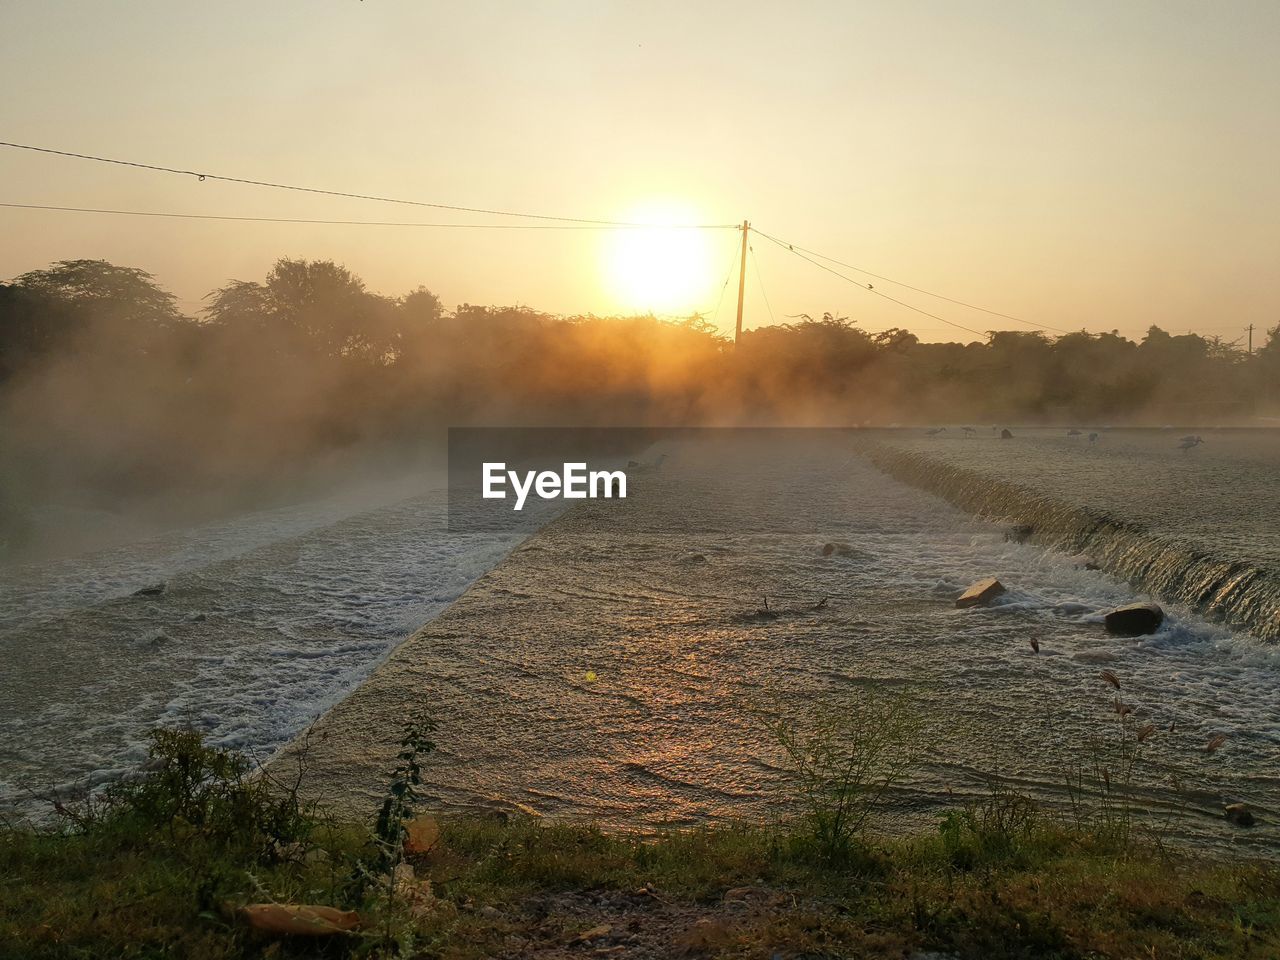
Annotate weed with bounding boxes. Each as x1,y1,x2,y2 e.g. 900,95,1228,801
765,690,921,865
373,712,437,864
938,775,1040,870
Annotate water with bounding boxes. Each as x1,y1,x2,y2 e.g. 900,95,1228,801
0,474,550,812
2,431,1276,852
267,432,1279,852
864,427,1280,640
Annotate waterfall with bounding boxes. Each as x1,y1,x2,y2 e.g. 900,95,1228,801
861,442,1280,643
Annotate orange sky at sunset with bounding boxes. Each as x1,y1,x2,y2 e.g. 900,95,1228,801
2,1,1276,343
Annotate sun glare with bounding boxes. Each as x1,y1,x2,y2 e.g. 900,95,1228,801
603,202,717,316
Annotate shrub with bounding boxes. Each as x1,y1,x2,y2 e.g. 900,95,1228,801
766,690,921,865
90,728,313,862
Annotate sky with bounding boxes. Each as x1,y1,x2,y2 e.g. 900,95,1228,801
1,0,1277,343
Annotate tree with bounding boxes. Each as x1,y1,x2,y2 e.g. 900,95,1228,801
13,259,181,325
7,260,183,360
203,259,398,361
0,283,78,381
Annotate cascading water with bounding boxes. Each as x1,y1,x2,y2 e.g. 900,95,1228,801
860,435,1280,642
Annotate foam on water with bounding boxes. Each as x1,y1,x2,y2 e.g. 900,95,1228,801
0,482,557,812
2,433,1275,850
863,429,1280,641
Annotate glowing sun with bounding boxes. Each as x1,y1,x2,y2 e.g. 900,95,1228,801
603,202,718,315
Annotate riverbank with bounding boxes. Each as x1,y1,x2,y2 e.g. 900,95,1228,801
3,730,1277,959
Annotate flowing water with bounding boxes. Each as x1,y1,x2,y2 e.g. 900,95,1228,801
3,430,1277,854
271,430,1279,852
0,473,549,812
864,427,1280,641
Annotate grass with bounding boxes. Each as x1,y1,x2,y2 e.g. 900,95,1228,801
2,693,1276,959
3,787,1277,958
4,813,1278,959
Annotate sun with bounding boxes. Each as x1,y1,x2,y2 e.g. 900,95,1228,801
602,202,718,315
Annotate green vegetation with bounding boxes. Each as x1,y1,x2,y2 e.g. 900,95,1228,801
764,691,920,865
2,709,1276,959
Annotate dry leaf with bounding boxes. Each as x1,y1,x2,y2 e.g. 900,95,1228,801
241,903,360,936
392,863,436,919
1100,670,1120,690
572,923,612,944
1206,734,1228,753
404,814,440,855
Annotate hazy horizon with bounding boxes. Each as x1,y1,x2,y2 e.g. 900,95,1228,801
3,0,1277,343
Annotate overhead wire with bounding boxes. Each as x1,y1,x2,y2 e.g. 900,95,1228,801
3,142,1226,343
0,201,722,230
748,239,776,326
0,140,737,229
711,229,745,330
754,230,989,339
752,227,1070,335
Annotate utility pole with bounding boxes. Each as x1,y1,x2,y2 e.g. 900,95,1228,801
1247,323,1254,355
734,220,750,344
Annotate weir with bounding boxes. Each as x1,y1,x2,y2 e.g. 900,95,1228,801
266,435,1279,849
860,440,1280,643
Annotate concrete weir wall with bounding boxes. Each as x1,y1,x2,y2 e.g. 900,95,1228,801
859,440,1280,643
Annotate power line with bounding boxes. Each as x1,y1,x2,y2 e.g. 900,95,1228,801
711,230,744,331
748,240,776,326
0,141,737,229
752,227,1070,335
754,230,990,339
0,201,721,230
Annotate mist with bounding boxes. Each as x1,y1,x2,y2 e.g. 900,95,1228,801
3,257,1279,562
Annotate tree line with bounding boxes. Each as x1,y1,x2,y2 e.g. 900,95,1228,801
2,257,1277,551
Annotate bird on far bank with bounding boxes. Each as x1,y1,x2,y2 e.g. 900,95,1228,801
1179,436,1204,451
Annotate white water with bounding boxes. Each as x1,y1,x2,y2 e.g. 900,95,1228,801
0,475,554,812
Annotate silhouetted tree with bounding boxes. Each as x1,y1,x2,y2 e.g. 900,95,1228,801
4,260,182,365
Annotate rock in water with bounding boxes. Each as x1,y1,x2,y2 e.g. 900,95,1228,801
1224,803,1255,827
1000,428,1014,439
1104,602,1164,636
133,582,166,597
1005,524,1034,544
956,577,1006,608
